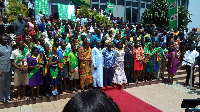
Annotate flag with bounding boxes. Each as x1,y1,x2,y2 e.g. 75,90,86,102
168,0,178,30
107,3,114,14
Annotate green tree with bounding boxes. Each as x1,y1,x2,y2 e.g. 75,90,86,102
4,0,28,22
80,6,113,27
141,0,191,29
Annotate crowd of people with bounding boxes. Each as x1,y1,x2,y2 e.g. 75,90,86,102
0,10,199,103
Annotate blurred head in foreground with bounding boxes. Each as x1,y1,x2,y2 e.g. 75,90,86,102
63,90,121,112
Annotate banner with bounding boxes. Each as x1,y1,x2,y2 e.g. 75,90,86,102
58,3,68,20
107,2,114,14
57,4,76,22
35,0,49,15
168,0,178,30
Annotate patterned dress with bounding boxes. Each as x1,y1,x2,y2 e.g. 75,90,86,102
133,47,144,71
113,49,127,85
80,48,93,89
171,38,181,60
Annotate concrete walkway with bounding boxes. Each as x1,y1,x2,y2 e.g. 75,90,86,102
0,69,199,112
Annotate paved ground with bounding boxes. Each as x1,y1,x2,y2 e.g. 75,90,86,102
0,98,70,112
0,69,199,112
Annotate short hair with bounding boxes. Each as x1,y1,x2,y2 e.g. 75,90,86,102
31,47,38,54
32,34,38,39
0,34,8,40
63,90,120,112
7,25,14,34
60,40,66,44
83,39,88,45
17,40,23,46
117,41,123,48
54,38,59,42
168,47,174,53
22,34,28,40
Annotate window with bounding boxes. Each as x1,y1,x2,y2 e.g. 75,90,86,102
126,8,131,22
146,0,151,3
110,0,116,5
117,0,124,5
146,4,151,9
100,0,107,3
92,4,99,9
92,0,99,2
132,2,138,7
141,3,145,8
100,5,107,11
132,8,138,22
126,1,131,6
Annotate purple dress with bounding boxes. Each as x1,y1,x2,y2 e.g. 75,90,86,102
28,56,43,87
167,51,178,73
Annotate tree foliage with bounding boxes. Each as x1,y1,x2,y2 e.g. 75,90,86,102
141,0,192,28
80,6,113,27
4,0,28,23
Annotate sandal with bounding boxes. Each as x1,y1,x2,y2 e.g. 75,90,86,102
22,96,30,100
74,88,78,92
16,97,21,101
32,97,36,100
81,89,85,92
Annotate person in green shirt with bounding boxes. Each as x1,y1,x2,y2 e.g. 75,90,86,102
67,44,79,92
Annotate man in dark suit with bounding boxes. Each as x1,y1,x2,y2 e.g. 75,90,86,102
124,42,134,84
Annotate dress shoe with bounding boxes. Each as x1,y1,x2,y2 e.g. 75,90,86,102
74,88,78,92
45,93,51,98
1,99,8,103
6,98,13,101
109,83,114,87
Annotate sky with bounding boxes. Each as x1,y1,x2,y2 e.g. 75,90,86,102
187,0,200,30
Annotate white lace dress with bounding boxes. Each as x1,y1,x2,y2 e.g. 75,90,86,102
112,49,127,85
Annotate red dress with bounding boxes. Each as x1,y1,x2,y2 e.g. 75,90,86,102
133,47,144,71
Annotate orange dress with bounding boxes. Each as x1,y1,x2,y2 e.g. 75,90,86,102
80,47,93,89
133,47,144,71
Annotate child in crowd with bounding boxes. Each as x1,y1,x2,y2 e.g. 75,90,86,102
48,46,61,96
28,47,43,99
67,44,79,92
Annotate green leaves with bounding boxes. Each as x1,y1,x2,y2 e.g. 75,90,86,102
4,0,28,23
80,6,112,27
141,0,191,28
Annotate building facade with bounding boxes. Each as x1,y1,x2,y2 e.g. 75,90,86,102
91,0,189,23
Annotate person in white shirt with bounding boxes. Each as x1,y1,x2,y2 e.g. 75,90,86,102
45,31,54,48
35,11,44,25
10,41,31,100
28,0,34,17
182,44,199,86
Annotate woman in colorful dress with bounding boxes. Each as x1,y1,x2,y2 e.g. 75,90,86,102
146,44,155,83
113,41,127,85
167,47,178,84
28,47,43,99
170,34,181,60
48,46,61,96
78,39,93,91
133,41,144,83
